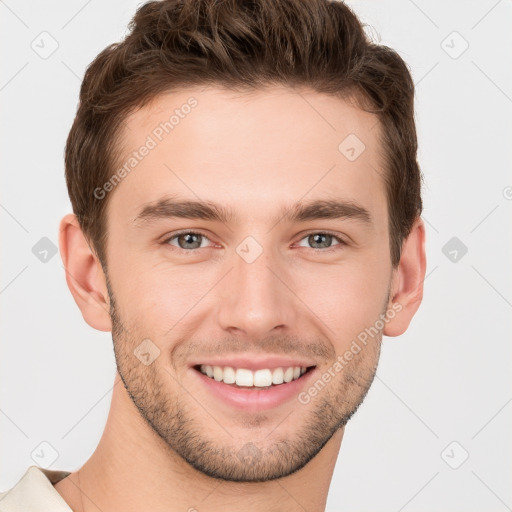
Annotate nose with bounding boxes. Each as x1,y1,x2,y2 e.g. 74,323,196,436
216,244,299,339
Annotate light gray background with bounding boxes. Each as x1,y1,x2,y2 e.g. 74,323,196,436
1,1,511,511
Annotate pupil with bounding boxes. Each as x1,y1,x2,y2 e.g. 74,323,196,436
181,233,201,249
311,233,330,248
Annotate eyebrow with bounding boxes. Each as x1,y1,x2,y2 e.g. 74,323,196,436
133,195,372,227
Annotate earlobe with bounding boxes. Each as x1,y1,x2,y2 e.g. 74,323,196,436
59,213,112,332
384,217,427,337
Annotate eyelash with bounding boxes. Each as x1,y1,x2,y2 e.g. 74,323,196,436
162,230,347,253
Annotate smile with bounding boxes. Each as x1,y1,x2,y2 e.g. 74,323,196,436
191,361,317,411
196,364,312,388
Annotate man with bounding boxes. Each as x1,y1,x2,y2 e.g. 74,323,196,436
0,0,426,510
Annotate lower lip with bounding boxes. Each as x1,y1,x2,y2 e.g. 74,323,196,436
192,367,317,412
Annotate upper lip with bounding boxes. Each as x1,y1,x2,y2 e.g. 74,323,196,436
189,355,317,372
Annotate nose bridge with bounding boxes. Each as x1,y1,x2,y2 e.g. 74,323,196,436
216,237,296,336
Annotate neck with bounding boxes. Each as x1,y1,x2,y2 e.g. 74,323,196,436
55,373,344,512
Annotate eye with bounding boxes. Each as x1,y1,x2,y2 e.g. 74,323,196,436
164,231,214,251
296,232,345,251
162,230,346,253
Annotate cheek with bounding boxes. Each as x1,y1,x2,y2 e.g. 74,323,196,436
295,260,390,347
110,259,214,335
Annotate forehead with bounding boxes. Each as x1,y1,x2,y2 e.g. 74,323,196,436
108,85,386,226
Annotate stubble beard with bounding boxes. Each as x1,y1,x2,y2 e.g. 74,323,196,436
107,277,384,482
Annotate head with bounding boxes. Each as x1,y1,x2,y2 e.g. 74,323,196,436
60,0,426,482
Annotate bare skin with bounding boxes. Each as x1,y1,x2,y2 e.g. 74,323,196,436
56,85,426,512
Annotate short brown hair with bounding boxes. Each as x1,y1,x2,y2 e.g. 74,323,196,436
65,0,422,268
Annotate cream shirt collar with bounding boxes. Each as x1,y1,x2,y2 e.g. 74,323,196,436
0,465,72,512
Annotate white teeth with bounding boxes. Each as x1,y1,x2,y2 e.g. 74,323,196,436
235,368,253,387
201,364,214,378
213,366,223,381
198,364,310,387
272,367,284,385
283,367,294,383
223,366,236,384
253,369,272,387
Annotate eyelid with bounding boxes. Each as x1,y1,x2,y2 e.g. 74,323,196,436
297,229,346,241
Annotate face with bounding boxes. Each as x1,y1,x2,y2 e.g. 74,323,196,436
103,85,395,482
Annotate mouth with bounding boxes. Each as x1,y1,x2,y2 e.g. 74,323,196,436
194,364,315,390
193,364,316,390
189,355,319,411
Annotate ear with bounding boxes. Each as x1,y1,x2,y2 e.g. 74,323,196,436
384,217,426,337
59,213,112,332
